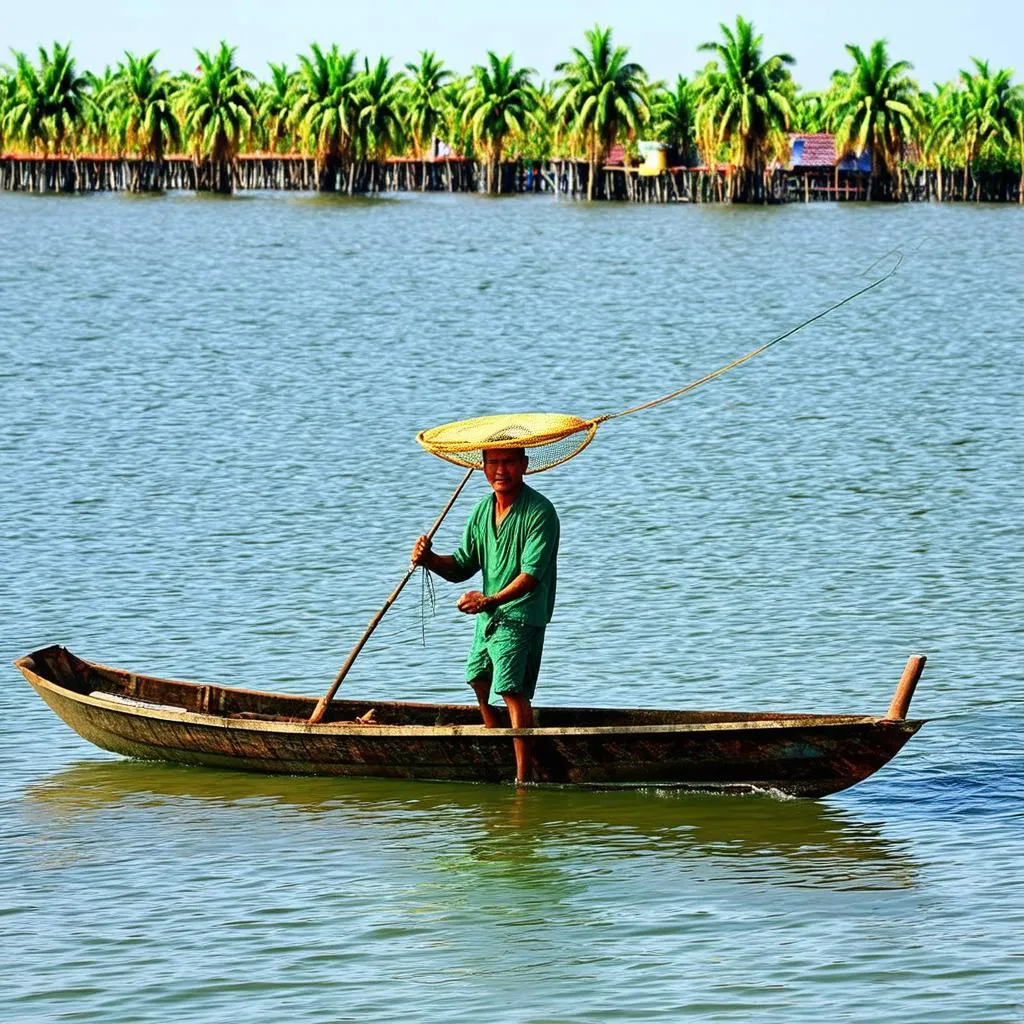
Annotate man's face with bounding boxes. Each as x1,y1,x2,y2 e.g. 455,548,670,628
482,449,528,497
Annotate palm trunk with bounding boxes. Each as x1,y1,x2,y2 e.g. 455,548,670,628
587,136,600,201
490,141,503,195
1017,129,1024,204
153,140,165,195
199,158,233,194
317,157,334,192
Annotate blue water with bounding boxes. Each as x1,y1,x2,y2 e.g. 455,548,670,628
1,193,1022,1022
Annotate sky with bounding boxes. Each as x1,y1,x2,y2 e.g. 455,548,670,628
2,0,1021,91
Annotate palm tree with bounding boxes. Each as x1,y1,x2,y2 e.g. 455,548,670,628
257,62,297,153
82,66,117,153
461,52,538,194
356,57,407,189
554,25,649,199
4,42,89,155
918,84,953,199
176,42,255,192
695,16,795,201
404,50,453,190
511,78,556,164
291,43,360,191
827,40,917,199
651,75,696,162
0,64,19,152
106,52,180,170
429,73,472,172
404,51,451,159
791,90,827,133
958,59,1015,198
1010,86,1024,204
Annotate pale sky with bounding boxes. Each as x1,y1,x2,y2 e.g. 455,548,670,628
3,0,1020,91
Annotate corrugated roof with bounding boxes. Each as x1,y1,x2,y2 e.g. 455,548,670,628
791,133,837,167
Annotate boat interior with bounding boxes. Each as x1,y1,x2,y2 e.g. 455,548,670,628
17,644,878,729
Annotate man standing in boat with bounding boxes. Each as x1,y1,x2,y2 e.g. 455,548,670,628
411,447,560,784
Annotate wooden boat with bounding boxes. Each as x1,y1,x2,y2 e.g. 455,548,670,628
15,645,927,798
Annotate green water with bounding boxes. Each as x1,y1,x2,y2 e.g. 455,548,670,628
1,192,1022,1022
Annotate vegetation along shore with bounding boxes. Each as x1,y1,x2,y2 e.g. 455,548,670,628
2,20,1022,202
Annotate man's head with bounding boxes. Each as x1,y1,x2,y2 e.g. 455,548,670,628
482,447,528,498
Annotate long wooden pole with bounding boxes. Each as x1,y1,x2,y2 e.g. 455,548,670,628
308,468,476,724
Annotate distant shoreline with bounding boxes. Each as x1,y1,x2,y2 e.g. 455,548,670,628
4,30,1021,203
3,153,1021,204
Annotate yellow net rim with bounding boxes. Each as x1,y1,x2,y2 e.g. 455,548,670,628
416,412,603,474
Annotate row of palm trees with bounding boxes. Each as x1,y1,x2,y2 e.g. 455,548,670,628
2,21,1022,199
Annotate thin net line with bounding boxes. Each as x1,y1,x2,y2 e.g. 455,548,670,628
360,635,433,656
415,248,904,472
421,565,437,646
603,248,905,422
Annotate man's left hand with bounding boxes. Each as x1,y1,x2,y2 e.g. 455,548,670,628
457,591,494,615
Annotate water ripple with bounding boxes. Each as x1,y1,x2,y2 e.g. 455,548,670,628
1,194,1021,1023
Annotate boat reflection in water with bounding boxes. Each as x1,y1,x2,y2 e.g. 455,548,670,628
25,760,920,892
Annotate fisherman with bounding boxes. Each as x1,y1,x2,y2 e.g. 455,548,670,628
411,447,560,784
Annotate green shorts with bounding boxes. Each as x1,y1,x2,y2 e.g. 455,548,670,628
465,618,546,704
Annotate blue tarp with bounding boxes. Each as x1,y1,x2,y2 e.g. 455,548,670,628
839,149,873,173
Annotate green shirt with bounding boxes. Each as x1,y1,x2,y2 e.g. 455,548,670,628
451,484,560,628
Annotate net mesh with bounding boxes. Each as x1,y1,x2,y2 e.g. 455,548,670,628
416,412,601,473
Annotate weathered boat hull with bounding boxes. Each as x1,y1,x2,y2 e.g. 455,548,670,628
15,645,925,798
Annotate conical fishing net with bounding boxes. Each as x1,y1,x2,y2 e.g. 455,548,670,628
417,412,601,473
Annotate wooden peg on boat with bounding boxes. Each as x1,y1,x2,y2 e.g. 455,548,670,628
886,655,927,720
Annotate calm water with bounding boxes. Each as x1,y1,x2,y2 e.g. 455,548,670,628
1,192,1022,1023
